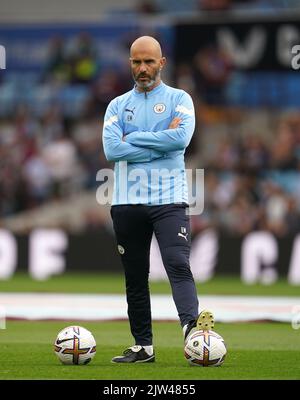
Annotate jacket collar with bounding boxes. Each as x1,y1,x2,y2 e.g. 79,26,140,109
133,81,165,97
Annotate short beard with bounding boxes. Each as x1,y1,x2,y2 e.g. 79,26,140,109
134,70,160,91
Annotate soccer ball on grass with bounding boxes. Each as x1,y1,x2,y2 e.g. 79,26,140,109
54,325,96,365
184,329,226,367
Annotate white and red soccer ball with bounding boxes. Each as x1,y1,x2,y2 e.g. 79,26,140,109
54,325,96,365
184,329,227,367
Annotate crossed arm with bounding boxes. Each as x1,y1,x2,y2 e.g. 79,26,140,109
102,95,195,163
102,106,166,163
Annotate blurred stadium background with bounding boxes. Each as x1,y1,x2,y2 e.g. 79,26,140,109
0,0,300,287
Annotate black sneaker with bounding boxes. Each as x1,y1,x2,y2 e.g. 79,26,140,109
111,345,155,363
184,310,215,341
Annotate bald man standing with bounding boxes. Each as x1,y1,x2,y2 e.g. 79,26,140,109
102,36,214,363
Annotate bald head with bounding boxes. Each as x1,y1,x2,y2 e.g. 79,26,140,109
130,36,162,59
129,36,166,91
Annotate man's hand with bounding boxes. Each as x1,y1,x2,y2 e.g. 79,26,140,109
168,117,182,129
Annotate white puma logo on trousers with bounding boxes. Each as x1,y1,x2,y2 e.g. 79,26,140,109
178,232,188,241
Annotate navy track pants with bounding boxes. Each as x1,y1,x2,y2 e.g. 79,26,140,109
110,204,199,346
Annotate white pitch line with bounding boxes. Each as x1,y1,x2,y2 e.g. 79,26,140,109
0,293,299,323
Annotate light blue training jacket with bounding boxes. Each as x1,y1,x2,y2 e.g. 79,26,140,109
102,81,195,206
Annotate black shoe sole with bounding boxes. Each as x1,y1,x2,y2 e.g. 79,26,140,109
111,355,155,364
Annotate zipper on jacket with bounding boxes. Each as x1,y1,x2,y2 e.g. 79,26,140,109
144,91,148,129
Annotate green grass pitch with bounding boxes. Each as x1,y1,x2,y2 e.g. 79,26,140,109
0,273,300,380
1,320,300,380
1,272,300,296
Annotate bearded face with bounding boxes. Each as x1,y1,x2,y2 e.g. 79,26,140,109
131,61,161,90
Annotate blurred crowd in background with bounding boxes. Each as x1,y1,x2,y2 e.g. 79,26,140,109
0,0,300,237
111,0,300,16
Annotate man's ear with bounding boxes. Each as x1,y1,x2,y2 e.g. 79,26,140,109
160,57,167,70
